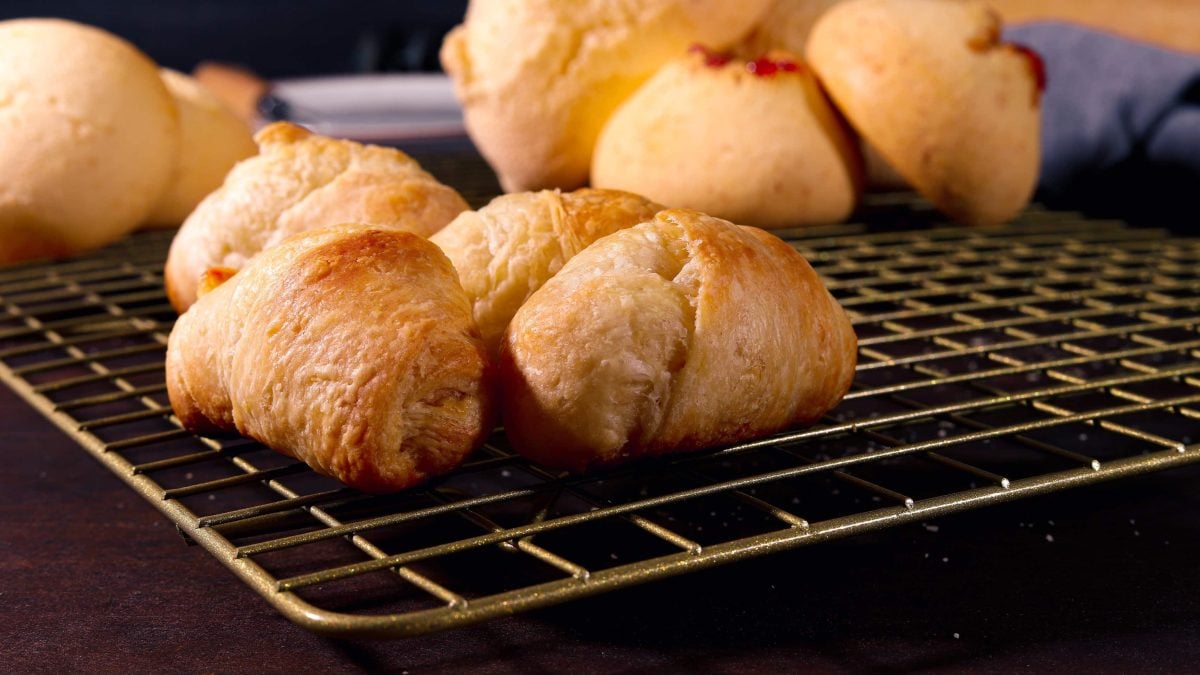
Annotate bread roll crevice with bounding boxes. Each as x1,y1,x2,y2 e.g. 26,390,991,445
501,209,856,471
431,188,662,356
263,163,358,249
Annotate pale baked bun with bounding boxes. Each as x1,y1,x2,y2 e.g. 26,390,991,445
142,69,257,229
431,188,662,355
985,0,1200,54
0,18,179,263
592,47,862,228
441,0,774,193
500,209,857,472
164,121,469,312
166,224,495,493
806,0,1041,225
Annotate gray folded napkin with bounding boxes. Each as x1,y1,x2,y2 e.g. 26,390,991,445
1004,22,1200,227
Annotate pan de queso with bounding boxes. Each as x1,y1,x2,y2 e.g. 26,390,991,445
592,47,862,228
142,69,257,228
440,0,773,193
805,0,1041,225
0,18,180,263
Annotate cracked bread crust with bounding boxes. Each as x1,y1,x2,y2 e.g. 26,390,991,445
499,208,857,472
163,122,468,312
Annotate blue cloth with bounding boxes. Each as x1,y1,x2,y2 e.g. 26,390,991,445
1004,22,1200,227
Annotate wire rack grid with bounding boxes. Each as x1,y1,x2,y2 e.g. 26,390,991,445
1,184,1198,638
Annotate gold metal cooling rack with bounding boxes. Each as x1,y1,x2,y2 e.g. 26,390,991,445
1,193,1198,638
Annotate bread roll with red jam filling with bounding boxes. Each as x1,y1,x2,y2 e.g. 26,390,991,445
593,46,862,228
164,122,468,312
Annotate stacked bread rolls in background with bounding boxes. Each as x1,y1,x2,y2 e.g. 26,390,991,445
167,225,497,493
0,19,256,264
591,47,863,228
429,188,664,355
439,0,775,193
445,0,1048,227
0,18,178,263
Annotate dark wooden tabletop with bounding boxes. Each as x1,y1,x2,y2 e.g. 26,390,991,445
4,380,1200,672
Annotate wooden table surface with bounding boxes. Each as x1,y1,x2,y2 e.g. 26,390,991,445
4,379,1200,672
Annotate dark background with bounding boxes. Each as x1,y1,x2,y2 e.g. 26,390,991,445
0,1,467,76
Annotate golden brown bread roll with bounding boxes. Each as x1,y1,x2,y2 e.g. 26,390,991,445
440,0,774,192
805,0,1041,225
164,121,468,312
499,209,857,472
142,69,258,228
430,188,662,355
0,18,180,263
592,47,862,228
166,225,495,493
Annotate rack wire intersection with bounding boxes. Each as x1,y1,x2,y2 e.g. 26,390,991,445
2,191,1198,638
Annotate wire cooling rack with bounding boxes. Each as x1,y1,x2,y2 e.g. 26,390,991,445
1,180,1198,637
